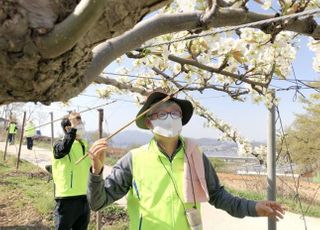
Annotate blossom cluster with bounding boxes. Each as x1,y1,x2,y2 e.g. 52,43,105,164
96,0,319,160
308,39,320,72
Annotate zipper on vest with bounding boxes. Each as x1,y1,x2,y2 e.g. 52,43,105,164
78,140,86,155
170,161,175,228
138,215,143,230
159,156,183,229
70,171,73,188
133,180,140,200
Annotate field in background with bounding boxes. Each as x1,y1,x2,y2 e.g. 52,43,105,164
211,158,320,217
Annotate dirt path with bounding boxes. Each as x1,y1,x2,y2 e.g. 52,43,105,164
2,142,320,230
0,142,52,171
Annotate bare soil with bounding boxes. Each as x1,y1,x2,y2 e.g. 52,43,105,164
0,188,51,229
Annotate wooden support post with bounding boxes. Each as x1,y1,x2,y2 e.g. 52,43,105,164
16,111,26,170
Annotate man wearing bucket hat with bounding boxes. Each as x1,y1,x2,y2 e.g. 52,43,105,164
87,90,285,230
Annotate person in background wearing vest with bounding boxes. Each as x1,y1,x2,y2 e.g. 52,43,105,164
7,120,17,145
25,120,36,150
87,90,285,230
52,112,92,230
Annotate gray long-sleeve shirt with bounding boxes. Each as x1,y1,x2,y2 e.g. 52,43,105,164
87,145,257,218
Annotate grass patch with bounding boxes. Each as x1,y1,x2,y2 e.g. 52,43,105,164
0,155,54,216
208,157,242,173
277,194,320,217
209,158,226,172
0,152,129,229
89,204,129,230
225,186,266,201
225,186,320,217
0,153,54,227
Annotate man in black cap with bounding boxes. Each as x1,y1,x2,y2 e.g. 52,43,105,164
87,90,285,229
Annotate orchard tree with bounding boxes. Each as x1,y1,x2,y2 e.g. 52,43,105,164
1,0,320,158
278,92,320,173
1,0,319,104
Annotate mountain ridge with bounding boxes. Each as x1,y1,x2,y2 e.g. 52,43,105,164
107,130,265,156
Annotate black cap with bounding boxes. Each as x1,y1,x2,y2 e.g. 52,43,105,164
136,91,194,129
61,117,71,130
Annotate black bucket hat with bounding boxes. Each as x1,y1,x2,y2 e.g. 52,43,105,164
136,91,194,129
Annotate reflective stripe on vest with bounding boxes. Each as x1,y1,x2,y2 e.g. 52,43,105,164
127,137,200,230
52,139,90,198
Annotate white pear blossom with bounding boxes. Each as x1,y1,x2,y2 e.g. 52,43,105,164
307,0,320,9
254,145,267,160
262,0,272,10
308,39,320,72
116,67,129,75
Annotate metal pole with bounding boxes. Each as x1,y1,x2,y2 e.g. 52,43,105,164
50,112,54,149
267,91,276,230
16,111,26,170
96,109,104,230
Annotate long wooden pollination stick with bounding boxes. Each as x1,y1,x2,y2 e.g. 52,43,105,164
75,87,184,165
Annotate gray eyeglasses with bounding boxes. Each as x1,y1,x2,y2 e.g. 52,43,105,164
147,111,182,120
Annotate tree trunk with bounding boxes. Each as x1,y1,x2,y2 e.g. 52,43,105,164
0,0,169,104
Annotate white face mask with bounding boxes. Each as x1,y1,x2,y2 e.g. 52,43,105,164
75,123,85,138
151,117,182,138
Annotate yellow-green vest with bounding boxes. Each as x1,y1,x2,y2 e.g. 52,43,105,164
52,139,90,198
127,137,200,230
8,123,17,134
24,123,36,137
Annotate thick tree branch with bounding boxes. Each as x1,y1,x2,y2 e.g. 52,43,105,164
85,7,319,86
94,75,148,95
215,0,237,7
35,0,106,59
201,0,217,25
85,12,201,85
208,8,319,38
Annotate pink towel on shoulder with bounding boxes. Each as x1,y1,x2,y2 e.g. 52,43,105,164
184,138,209,203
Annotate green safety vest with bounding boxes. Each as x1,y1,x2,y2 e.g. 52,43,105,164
127,137,200,230
52,139,91,198
24,123,36,137
8,123,17,134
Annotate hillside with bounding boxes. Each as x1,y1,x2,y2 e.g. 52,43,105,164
107,130,263,157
